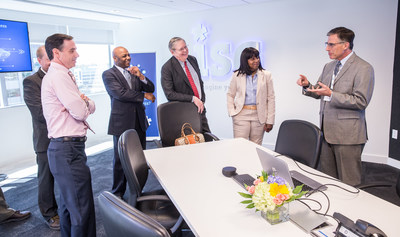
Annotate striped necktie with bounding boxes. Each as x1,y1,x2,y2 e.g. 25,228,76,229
123,69,132,89
334,61,341,77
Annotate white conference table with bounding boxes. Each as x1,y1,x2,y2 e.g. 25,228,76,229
145,138,400,236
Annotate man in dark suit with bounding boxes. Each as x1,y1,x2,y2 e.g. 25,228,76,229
0,187,31,224
161,37,211,133
23,46,59,230
102,46,155,198
297,27,374,186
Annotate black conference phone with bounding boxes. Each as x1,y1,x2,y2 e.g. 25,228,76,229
333,212,387,237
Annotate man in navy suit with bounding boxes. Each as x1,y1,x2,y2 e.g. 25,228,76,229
102,46,155,198
161,37,211,133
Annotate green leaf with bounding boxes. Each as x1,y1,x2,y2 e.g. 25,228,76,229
262,170,268,180
241,200,253,204
296,191,308,199
293,184,304,194
286,196,296,203
238,192,252,198
246,203,255,209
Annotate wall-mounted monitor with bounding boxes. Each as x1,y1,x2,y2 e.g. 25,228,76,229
0,19,32,73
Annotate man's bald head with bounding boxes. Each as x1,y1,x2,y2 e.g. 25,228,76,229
113,46,131,68
36,46,50,72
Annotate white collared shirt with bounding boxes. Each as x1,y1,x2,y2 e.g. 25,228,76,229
178,60,202,100
324,51,354,102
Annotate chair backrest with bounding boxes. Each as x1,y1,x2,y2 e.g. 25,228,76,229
118,129,148,206
98,191,170,237
157,101,202,147
275,119,323,169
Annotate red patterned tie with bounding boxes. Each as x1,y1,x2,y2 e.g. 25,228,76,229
184,61,200,98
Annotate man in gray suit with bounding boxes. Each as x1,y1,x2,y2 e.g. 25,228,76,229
23,46,59,230
297,27,374,186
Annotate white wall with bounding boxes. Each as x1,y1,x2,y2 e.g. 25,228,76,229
1,0,399,173
0,92,112,173
115,0,400,167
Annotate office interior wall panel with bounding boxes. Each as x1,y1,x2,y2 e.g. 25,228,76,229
389,1,400,161
0,9,116,173
116,0,398,164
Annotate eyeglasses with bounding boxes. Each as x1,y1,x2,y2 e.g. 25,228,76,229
325,42,345,48
173,45,188,52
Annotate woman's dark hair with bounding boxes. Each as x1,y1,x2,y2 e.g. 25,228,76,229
234,47,264,76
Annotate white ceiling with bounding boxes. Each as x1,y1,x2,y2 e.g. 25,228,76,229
2,0,275,22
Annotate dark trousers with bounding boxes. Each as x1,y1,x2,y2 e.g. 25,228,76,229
48,140,96,237
0,187,15,222
200,110,211,134
36,151,58,221
111,127,146,197
319,139,365,186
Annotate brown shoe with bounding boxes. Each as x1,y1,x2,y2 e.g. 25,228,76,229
47,215,60,230
0,210,31,224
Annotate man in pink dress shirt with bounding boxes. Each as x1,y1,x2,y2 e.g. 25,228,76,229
41,33,96,237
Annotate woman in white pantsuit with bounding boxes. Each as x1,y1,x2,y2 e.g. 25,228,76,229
227,47,275,145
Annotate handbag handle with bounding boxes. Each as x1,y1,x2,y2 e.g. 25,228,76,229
180,123,197,137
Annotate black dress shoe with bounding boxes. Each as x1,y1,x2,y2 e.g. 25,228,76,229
0,210,31,224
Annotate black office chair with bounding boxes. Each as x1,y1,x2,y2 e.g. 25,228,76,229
357,173,400,199
275,119,323,169
156,101,219,147
98,191,171,237
118,129,183,234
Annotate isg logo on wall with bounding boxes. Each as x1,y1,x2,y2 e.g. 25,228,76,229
191,24,262,82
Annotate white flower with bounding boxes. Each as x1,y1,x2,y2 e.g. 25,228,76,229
252,182,277,211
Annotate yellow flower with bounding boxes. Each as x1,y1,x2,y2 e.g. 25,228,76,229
268,183,289,197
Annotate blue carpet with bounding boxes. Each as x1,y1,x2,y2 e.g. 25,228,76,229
0,141,399,236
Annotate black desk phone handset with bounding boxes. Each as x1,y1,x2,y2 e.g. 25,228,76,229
333,212,387,237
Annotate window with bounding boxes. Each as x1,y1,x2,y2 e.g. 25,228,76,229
72,43,112,95
0,42,112,108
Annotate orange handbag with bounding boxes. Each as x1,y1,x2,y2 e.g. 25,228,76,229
174,123,205,146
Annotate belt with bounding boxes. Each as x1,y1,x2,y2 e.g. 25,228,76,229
243,105,257,110
51,136,87,142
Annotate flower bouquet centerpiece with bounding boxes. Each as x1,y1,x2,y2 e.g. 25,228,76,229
238,171,307,225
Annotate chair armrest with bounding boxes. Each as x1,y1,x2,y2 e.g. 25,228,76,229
170,216,184,234
204,132,219,141
356,182,392,189
137,194,184,235
137,195,171,202
152,139,163,148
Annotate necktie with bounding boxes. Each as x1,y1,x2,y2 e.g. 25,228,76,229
123,69,132,89
334,61,341,77
184,61,200,98
68,71,76,84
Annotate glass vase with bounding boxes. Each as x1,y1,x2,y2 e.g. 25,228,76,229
261,203,290,225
